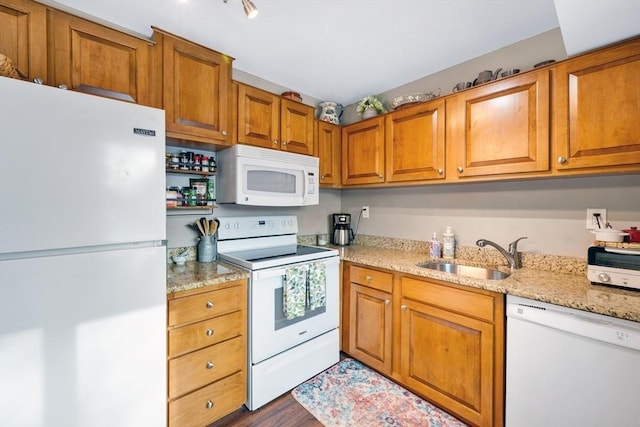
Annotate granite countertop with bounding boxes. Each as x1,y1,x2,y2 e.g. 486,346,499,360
336,244,640,322
167,260,249,294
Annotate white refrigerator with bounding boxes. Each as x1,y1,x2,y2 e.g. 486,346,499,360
0,77,167,427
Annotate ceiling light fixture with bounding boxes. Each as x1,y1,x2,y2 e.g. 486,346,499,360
223,0,259,19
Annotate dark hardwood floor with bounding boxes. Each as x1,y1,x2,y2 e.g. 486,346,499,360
209,392,322,427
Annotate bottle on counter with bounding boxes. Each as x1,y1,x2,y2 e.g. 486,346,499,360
442,226,456,259
429,232,441,259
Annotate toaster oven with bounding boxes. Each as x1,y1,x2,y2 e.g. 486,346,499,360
587,246,640,291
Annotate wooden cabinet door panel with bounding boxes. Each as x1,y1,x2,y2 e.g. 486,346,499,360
281,99,315,155
237,84,280,149
401,299,493,427
168,371,245,427
317,120,341,187
0,0,47,81
553,39,640,171
342,117,385,185
168,310,244,358
448,70,550,178
169,336,244,399
386,99,446,182
50,11,152,104
349,283,392,374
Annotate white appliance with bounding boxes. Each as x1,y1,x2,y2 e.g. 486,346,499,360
0,77,167,427
506,295,640,427
587,245,640,290
217,216,339,410
217,144,319,206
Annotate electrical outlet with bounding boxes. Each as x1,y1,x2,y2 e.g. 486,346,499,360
362,206,370,218
586,208,607,230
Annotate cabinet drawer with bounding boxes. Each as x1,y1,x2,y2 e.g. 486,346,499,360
402,277,495,322
169,371,245,427
169,285,244,327
350,265,393,293
169,336,244,399
169,310,243,358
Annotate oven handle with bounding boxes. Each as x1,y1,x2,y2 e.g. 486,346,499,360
253,256,339,280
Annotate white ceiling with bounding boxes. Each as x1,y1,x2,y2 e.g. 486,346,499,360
47,0,639,106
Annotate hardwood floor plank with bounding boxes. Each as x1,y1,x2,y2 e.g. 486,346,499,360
209,392,322,427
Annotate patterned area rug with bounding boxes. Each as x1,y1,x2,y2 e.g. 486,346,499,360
291,358,468,427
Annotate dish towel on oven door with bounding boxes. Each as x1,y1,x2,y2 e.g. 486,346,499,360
284,265,308,319
308,261,326,310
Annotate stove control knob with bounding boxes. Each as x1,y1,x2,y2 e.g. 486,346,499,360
597,272,611,283
234,222,239,229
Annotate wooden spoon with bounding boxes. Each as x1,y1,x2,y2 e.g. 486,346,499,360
195,219,205,236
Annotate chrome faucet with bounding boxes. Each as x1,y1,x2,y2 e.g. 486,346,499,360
476,237,528,270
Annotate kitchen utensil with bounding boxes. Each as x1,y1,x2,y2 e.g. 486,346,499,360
453,82,472,92
210,219,219,235
591,228,629,242
622,227,640,242
500,68,520,78
473,68,502,85
201,217,209,235
195,219,205,236
172,255,187,265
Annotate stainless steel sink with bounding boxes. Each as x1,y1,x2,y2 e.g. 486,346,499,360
416,261,510,280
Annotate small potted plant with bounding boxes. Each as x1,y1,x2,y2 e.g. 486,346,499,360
356,95,386,119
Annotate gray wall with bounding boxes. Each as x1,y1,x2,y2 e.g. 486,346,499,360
167,28,640,260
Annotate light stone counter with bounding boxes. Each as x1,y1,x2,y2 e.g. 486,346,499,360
336,243,640,323
166,260,249,294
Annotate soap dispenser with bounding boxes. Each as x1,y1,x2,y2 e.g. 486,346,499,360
442,226,456,259
429,232,441,259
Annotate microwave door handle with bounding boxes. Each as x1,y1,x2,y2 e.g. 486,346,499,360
301,169,308,202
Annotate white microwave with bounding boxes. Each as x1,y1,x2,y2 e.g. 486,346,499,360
217,144,319,206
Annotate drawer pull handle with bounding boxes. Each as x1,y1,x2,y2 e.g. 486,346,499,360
205,400,214,409
206,361,214,369
206,301,214,309
206,329,214,336
365,275,372,282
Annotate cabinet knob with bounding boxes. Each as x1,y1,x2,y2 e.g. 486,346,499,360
206,301,214,308
205,400,214,409
385,299,390,305
221,130,228,136
365,275,372,282
557,156,567,164
321,174,327,179
456,166,464,173
378,174,383,178
282,141,288,146
401,305,407,311
206,329,214,336
273,140,279,145
437,168,444,175
206,361,214,369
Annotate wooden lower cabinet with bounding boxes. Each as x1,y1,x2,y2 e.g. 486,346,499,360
342,263,504,427
400,277,503,427
167,280,247,427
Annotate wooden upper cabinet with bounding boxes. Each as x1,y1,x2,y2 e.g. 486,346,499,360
316,120,342,187
385,99,446,182
553,37,640,173
280,98,315,155
48,10,153,104
342,116,385,185
153,27,233,145
0,0,47,82
235,82,315,155
236,83,280,149
446,69,550,179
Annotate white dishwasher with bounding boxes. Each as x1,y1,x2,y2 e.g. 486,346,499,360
506,295,640,427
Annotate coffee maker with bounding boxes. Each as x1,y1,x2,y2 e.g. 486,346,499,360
332,213,354,246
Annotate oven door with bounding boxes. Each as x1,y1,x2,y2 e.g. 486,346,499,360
250,256,339,364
